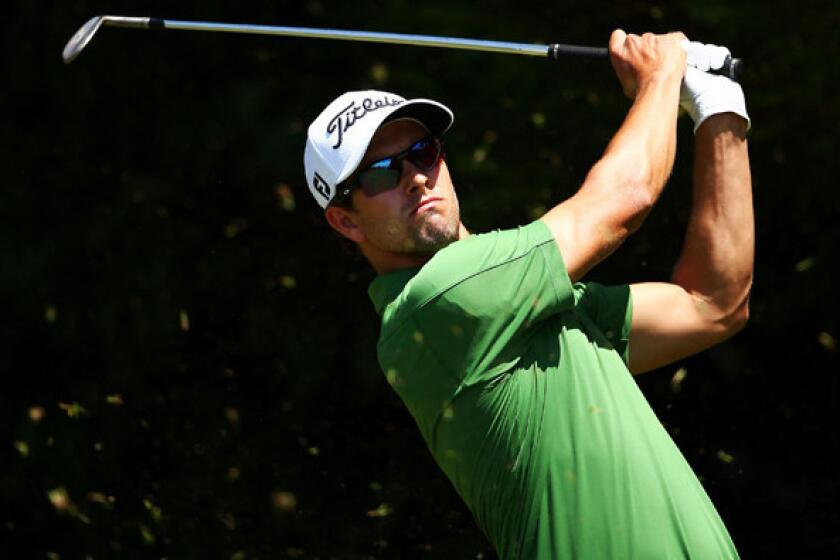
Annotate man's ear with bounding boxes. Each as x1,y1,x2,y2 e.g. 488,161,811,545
324,206,365,244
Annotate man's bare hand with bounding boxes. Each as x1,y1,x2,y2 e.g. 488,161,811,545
609,30,687,98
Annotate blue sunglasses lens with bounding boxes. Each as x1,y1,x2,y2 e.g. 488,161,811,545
356,137,442,195
359,168,401,195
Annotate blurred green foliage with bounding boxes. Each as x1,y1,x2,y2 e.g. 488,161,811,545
2,0,840,557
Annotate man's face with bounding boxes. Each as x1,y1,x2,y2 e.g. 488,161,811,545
334,119,462,255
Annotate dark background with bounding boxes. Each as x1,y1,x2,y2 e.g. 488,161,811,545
3,0,839,557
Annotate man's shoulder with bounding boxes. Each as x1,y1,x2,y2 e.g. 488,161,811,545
414,220,557,295
376,221,564,335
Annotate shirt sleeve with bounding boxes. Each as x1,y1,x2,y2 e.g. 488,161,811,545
573,282,634,366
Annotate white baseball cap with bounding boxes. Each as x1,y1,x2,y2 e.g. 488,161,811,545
304,89,454,209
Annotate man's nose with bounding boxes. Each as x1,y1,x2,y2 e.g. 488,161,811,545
403,161,430,194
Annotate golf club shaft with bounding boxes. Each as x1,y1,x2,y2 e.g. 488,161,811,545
97,16,606,58
65,16,742,81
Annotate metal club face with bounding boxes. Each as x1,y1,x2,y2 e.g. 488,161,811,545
63,16,106,64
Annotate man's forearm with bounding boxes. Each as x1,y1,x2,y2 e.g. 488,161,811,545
539,31,686,281
602,74,681,195
672,114,754,323
581,70,680,236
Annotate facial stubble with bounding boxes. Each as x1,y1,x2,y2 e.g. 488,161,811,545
370,197,461,255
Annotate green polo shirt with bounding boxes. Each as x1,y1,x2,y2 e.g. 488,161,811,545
368,221,738,559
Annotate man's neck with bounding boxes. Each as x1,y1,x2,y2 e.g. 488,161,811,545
366,249,433,276
365,223,471,275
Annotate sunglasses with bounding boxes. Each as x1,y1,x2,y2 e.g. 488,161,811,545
336,136,444,201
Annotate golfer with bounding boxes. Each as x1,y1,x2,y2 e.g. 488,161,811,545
304,30,751,559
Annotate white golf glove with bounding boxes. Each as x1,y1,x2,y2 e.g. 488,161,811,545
680,41,750,133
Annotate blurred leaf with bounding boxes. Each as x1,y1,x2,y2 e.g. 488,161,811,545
818,332,836,352
28,406,45,422
14,441,29,458
272,491,297,512
366,503,393,518
58,402,87,418
716,450,735,464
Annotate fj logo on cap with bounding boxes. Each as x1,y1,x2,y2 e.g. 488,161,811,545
312,172,331,200
327,96,404,149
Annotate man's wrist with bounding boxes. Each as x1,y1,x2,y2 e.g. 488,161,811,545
679,52,750,134
637,68,683,94
632,72,683,111
695,113,748,139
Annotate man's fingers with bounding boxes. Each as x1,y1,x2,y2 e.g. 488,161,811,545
609,29,627,55
608,29,636,98
684,41,730,71
609,29,689,99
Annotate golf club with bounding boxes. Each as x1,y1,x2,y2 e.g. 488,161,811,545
62,16,742,81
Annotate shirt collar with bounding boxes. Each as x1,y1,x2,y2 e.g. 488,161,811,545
367,266,422,316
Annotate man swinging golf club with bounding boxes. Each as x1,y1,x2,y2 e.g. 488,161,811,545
304,29,751,559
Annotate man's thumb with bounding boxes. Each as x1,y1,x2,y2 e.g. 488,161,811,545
609,29,627,55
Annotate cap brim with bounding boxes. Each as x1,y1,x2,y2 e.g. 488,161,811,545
381,98,454,138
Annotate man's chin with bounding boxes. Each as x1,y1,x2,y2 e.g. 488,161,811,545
410,223,460,253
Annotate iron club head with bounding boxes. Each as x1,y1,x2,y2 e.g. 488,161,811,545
63,16,104,64
63,16,153,64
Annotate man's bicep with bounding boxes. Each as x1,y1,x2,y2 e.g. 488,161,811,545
540,183,650,283
628,282,735,374
540,196,598,283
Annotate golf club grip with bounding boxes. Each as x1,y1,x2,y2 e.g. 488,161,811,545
715,55,743,82
547,44,743,83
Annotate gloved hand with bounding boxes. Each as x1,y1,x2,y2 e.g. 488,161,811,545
680,41,750,133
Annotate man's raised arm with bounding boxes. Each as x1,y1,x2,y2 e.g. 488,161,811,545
540,30,687,282
628,55,753,374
